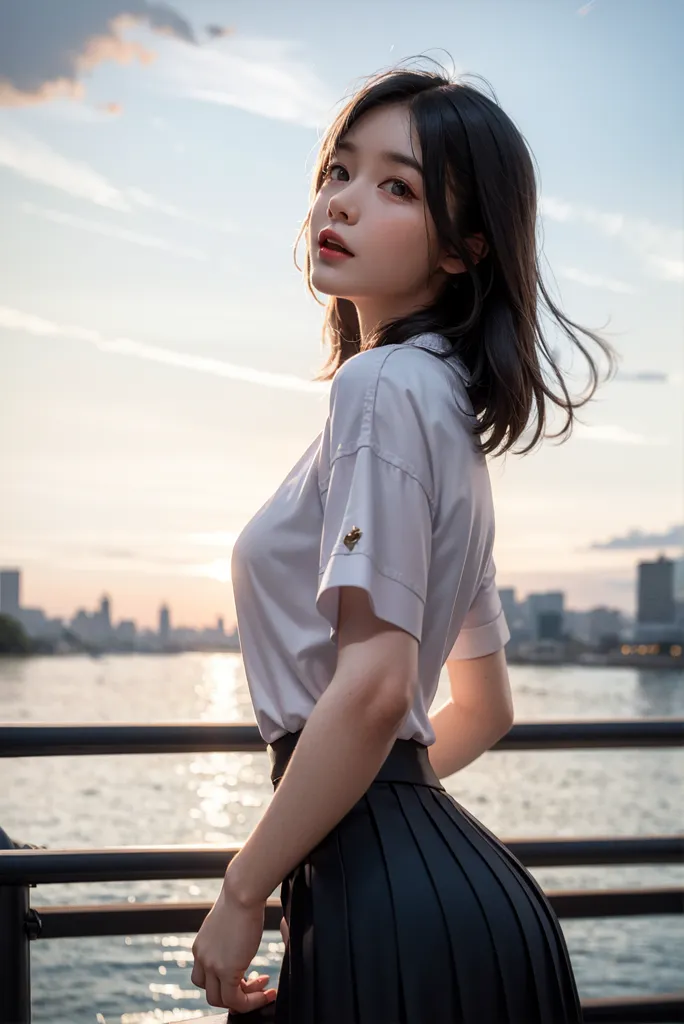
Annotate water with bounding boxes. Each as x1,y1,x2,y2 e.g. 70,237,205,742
1,654,682,1024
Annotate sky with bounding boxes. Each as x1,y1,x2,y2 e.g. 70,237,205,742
1,0,682,630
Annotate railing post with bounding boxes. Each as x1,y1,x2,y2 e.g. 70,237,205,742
0,827,31,1024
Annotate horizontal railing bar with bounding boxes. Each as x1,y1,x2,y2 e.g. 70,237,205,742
548,886,684,918
28,888,684,939
1,719,682,758
580,991,684,1023
1,836,682,885
179,994,684,1024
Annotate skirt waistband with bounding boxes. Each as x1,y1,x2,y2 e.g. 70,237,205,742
267,729,443,790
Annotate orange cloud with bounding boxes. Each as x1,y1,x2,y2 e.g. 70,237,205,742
0,77,85,108
99,100,123,116
0,2,196,108
76,13,156,72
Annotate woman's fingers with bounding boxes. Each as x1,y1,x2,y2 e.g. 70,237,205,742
240,973,271,992
204,972,224,1008
220,974,277,1012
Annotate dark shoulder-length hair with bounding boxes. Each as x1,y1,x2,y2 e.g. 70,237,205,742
294,60,619,457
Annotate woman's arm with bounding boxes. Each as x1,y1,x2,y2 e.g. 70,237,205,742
223,585,418,908
428,648,514,779
427,695,512,780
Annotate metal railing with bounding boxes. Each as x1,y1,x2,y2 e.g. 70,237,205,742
1,718,683,1024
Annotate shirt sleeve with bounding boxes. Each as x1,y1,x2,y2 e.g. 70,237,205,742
446,554,510,660
315,356,433,643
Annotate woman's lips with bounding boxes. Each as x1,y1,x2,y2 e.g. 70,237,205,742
318,243,354,261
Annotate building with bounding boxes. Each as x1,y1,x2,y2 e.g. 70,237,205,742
587,606,623,647
17,608,64,640
636,555,680,642
638,555,674,623
159,604,171,645
526,592,565,642
0,569,21,618
70,609,94,644
674,556,684,627
91,595,113,644
100,595,112,630
116,620,137,646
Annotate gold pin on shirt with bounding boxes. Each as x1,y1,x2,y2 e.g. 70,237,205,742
343,526,362,551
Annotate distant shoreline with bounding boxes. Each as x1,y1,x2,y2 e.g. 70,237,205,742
2,648,682,671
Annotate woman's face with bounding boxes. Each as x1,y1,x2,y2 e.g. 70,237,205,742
308,102,453,327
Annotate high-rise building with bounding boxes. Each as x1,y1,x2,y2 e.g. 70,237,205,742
0,569,21,618
159,604,171,644
636,555,680,642
90,594,113,643
637,556,675,624
100,595,112,630
673,557,684,627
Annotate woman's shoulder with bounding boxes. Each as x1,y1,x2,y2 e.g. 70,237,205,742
330,338,463,413
324,340,478,485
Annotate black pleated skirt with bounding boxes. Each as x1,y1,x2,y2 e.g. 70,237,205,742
229,729,583,1024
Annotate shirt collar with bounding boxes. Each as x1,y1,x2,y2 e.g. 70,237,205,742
403,332,471,385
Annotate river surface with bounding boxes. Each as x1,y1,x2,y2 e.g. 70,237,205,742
1,654,682,1023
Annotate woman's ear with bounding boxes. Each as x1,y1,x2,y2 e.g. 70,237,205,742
440,232,489,275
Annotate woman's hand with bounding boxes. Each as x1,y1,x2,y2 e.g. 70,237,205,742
191,885,278,1012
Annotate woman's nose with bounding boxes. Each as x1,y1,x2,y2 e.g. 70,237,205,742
327,188,358,224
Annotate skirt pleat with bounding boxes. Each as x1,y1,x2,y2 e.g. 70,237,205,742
425,787,577,1023
450,793,583,1020
230,730,583,1024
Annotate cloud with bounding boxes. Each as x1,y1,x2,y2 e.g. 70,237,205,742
124,186,234,232
206,25,234,40
0,0,196,108
573,424,667,446
557,266,638,294
0,125,129,209
590,524,684,550
91,546,192,566
21,201,208,260
0,126,235,230
615,371,668,383
98,101,123,116
648,256,684,283
153,35,336,128
540,196,684,283
577,1,597,15
558,265,636,294
0,2,331,130
0,301,672,401
0,305,329,395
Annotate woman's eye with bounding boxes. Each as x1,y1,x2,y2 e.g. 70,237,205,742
382,179,414,200
325,165,414,201
327,163,348,181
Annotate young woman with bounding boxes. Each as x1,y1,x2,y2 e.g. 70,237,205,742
190,60,617,1023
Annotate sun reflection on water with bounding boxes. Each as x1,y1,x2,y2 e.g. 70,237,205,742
111,655,281,1023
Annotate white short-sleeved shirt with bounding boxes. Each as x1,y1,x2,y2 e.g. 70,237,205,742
230,331,510,747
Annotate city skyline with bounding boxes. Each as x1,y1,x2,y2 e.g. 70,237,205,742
3,518,683,631
0,565,232,636
3,552,683,645
1,1,682,627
